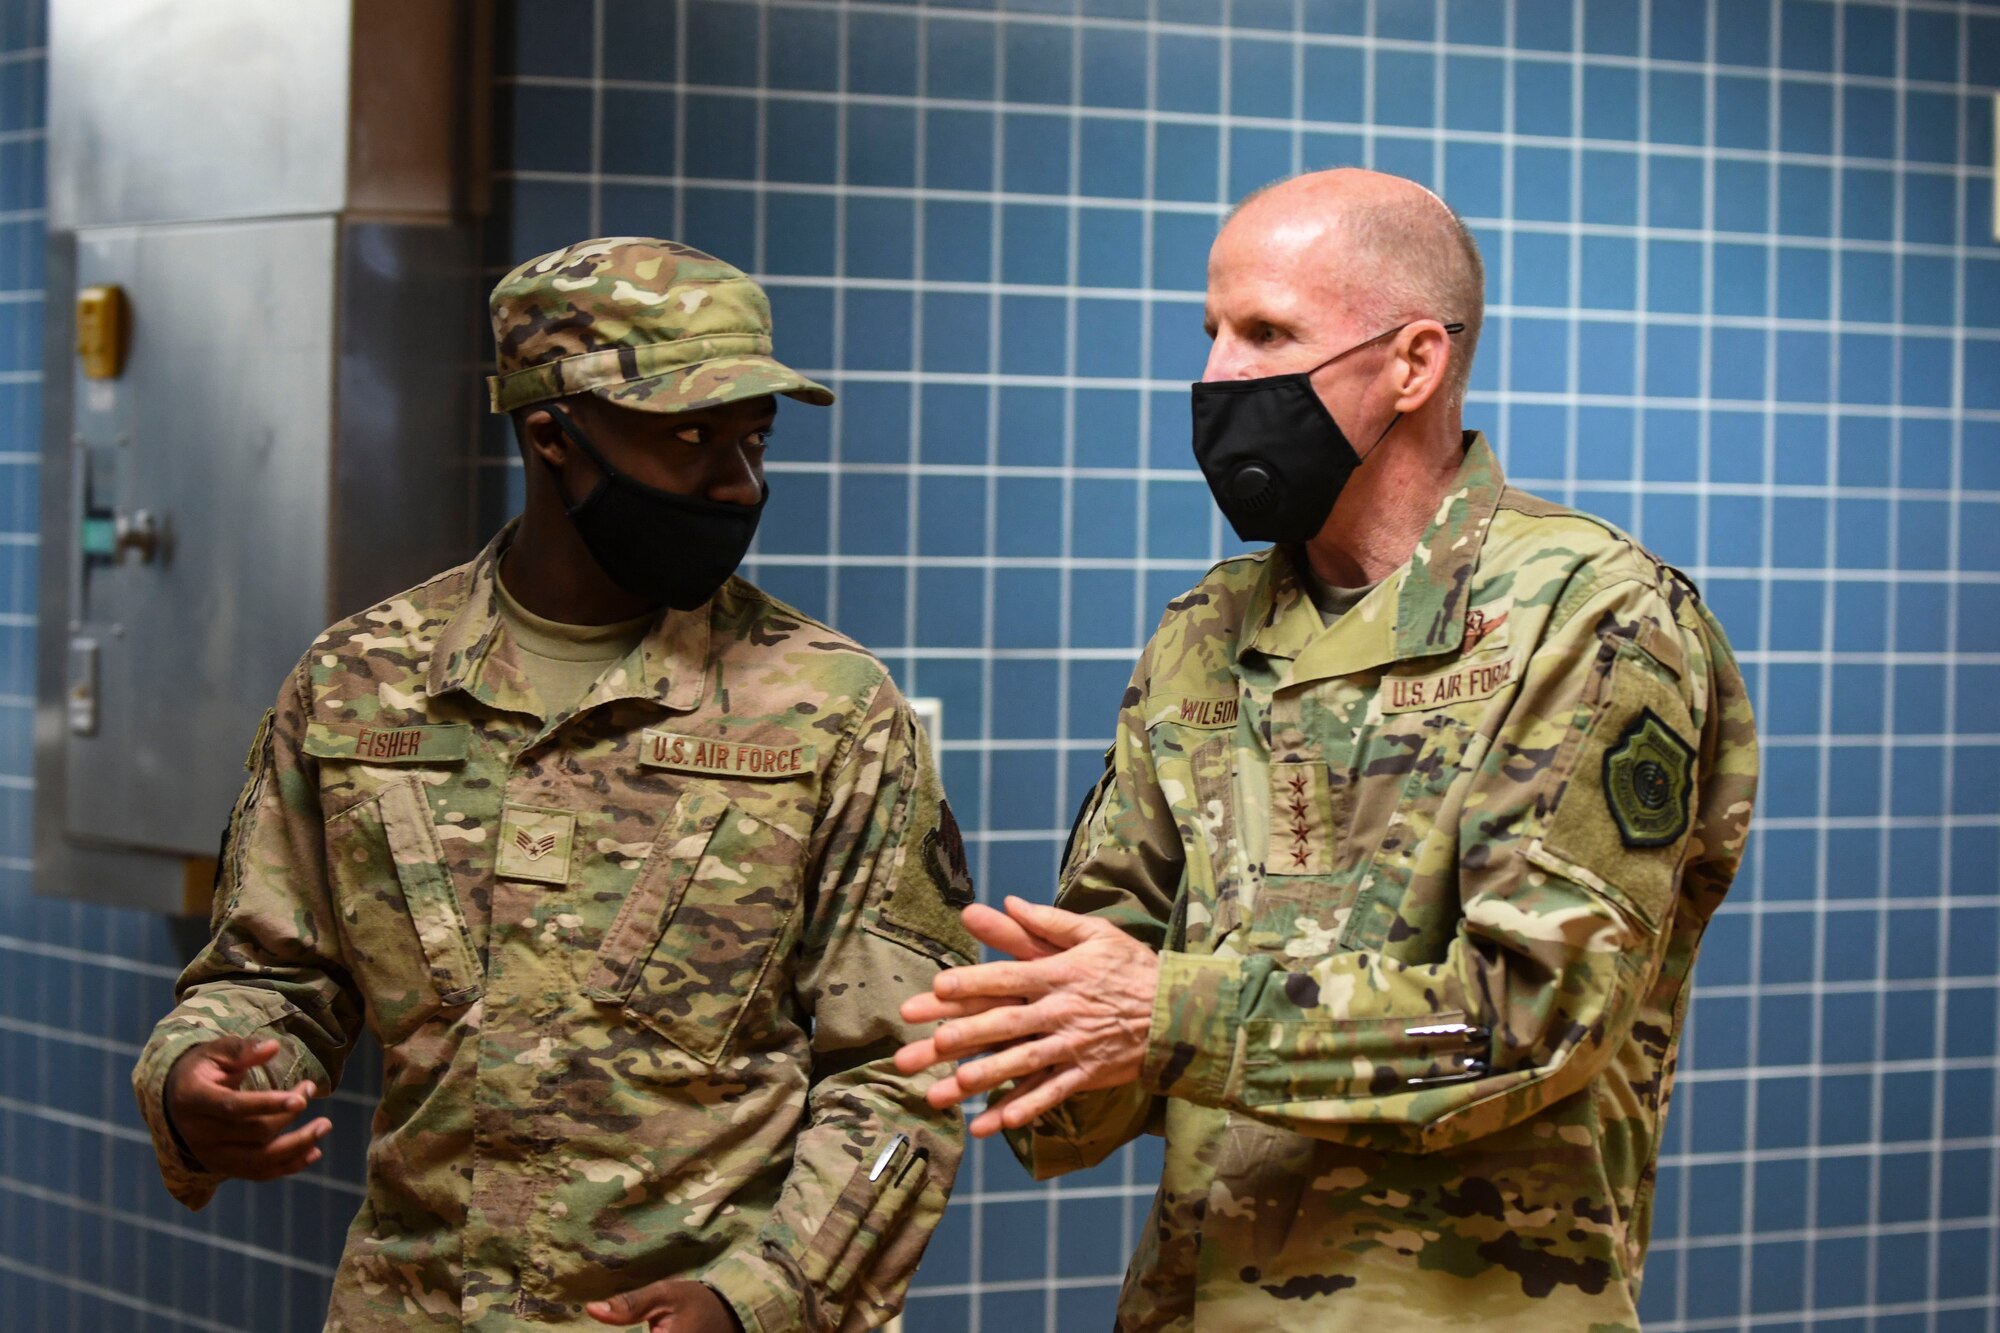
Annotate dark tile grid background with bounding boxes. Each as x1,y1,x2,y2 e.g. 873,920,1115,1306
3,0,2000,1329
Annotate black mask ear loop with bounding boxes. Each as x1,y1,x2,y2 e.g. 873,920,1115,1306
1340,320,1468,466
540,406,616,514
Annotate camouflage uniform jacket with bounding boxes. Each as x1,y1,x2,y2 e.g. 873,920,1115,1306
1008,434,1757,1330
133,524,975,1333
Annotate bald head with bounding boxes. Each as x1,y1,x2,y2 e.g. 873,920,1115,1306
1221,169,1485,408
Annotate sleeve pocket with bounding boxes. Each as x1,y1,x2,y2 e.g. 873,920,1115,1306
802,1141,941,1331
1535,646,1699,934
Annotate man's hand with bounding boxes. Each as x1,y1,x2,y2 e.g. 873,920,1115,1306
896,897,1159,1138
163,1036,331,1180
586,1280,742,1332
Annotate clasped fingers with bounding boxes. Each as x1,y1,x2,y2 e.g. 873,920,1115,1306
933,956,1069,1003
931,995,1060,1060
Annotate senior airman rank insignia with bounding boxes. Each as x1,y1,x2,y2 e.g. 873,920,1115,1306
496,803,575,885
1603,707,1695,848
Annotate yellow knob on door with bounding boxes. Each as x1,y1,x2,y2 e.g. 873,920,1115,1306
76,283,130,379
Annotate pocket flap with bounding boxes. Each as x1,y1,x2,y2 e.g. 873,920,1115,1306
584,787,732,1004
375,779,481,1004
585,787,804,1065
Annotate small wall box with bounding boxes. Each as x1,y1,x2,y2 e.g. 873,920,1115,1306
75,283,127,379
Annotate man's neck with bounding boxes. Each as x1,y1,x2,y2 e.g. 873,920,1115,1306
502,503,659,627
1301,420,1464,588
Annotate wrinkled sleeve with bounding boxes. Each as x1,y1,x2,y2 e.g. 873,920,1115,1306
1138,574,1757,1152
699,678,976,1333
129,662,363,1209
1005,645,1183,1180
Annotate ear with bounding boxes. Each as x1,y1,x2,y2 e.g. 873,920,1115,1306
515,408,570,469
1388,320,1455,415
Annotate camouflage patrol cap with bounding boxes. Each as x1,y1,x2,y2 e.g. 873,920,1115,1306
486,237,834,415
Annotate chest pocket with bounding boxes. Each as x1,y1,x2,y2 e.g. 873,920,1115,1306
322,776,482,1044
584,785,805,1064
1148,721,1245,951
1340,695,1496,955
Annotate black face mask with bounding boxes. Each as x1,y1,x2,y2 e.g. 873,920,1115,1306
544,408,767,611
1190,320,1464,543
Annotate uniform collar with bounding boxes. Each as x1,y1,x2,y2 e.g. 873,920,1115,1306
1242,431,1505,686
428,520,710,719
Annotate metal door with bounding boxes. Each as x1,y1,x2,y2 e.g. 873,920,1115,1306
63,219,336,855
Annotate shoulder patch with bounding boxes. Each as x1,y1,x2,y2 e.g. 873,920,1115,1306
242,708,276,772
1603,707,1696,848
922,803,976,909
876,799,978,964
1535,646,1700,932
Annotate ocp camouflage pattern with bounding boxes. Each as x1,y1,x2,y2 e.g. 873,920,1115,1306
1008,433,1758,1330
133,523,972,1332
486,236,835,416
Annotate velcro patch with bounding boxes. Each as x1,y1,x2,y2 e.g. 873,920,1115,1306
877,799,978,964
1379,656,1518,715
495,803,575,886
641,729,816,780
1538,647,1699,932
923,803,975,909
1603,707,1696,848
303,722,471,764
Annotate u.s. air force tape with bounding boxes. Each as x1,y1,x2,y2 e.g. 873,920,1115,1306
640,729,816,780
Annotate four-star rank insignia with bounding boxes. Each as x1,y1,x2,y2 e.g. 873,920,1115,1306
1603,707,1696,848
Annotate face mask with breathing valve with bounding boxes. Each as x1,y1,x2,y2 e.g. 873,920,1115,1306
1190,320,1464,542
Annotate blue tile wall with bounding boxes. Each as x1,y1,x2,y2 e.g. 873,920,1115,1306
5,0,2000,1329
485,3,2000,1330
